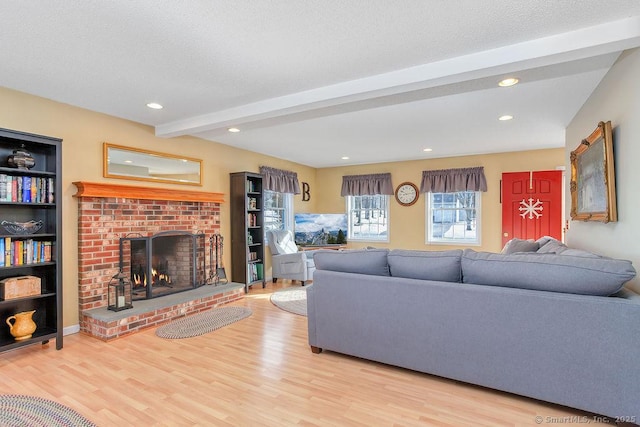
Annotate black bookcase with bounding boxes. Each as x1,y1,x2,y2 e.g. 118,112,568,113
0,128,62,352
230,172,266,293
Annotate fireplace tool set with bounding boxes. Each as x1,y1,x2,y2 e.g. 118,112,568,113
209,233,227,285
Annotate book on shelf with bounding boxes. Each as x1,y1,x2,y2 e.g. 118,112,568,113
4,237,10,266
0,174,6,200
0,238,53,267
247,213,259,227
21,176,31,202
246,179,259,193
44,241,52,262
247,262,264,282
0,174,55,203
48,177,55,203
31,177,37,202
12,241,20,265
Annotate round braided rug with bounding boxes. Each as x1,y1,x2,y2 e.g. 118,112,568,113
0,395,96,427
270,285,308,316
155,306,252,339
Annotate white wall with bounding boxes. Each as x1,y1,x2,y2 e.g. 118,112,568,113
565,48,640,292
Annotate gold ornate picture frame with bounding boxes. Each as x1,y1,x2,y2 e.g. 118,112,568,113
570,121,617,222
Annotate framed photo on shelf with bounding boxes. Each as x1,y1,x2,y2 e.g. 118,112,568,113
570,120,617,223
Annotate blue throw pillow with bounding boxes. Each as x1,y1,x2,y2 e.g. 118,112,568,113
501,238,539,254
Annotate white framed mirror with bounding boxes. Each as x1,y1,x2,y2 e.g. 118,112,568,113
103,143,202,186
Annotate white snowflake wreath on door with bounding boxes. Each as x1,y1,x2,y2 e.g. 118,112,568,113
519,198,543,219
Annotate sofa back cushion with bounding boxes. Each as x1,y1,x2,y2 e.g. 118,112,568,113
313,249,390,276
461,249,636,296
388,249,462,282
536,237,602,258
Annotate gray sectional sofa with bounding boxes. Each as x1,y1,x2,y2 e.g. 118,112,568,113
307,239,640,420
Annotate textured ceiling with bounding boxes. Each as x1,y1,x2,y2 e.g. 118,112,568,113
1,1,640,167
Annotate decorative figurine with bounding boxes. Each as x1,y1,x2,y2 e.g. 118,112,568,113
7,144,36,169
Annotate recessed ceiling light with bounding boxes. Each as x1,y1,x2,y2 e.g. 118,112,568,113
124,160,133,164
341,156,350,160
498,115,514,121
423,148,433,152
228,127,240,133
146,102,163,109
498,78,519,87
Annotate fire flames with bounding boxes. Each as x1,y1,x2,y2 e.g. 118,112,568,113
132,268,171,288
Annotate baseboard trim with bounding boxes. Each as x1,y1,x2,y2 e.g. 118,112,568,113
63,324,80,336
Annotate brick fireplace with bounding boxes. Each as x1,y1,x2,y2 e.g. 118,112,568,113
73,182,244,340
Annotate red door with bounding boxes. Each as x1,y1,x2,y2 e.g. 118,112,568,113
501,170,563,247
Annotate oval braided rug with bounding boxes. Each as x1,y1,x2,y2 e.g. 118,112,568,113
155,306,252,339
0,395,96,427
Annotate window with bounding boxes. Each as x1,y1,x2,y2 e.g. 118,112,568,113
426,191,481,245
347,195,389,242
264,190,293,234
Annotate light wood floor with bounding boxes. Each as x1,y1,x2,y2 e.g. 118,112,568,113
0,281,610,426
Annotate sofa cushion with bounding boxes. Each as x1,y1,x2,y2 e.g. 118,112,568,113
313,249,390,276
388,249,462,282
461,249,636,296
501,238,539,254
536,237,603,258
535,235,558,248
536,237,568,254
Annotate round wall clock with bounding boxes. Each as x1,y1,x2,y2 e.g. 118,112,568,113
395,182,419,206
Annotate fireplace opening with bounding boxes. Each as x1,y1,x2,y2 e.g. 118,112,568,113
119,231,206,300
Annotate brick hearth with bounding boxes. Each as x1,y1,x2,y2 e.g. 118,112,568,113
73,181,243,340
83,283,244,340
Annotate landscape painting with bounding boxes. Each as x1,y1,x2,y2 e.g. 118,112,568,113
294,213,348,246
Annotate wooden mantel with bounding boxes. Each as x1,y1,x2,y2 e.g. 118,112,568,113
72,181,225,203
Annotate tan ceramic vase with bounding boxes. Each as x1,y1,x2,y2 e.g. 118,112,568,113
6,310,37,341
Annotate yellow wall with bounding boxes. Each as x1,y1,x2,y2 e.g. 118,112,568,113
316,149,565,252
0,86,317,327
1,86,565,329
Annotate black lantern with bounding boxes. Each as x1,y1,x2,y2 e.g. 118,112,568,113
108,271,133,311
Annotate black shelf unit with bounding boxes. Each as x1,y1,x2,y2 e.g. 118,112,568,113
230,172,266,293
0,128,62,352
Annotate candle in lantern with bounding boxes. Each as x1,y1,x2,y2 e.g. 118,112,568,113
118,295,125,307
